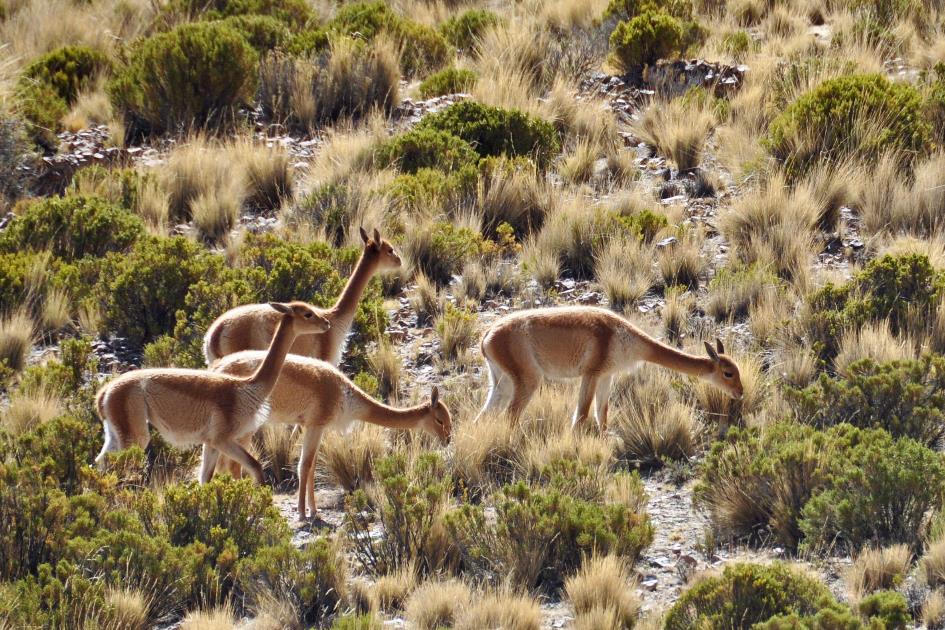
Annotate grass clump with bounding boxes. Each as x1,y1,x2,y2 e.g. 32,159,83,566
766,74,931,178
417,67,477,98
439,10,502,51
435,302,477,360
565,555,641,629
110,21,258,136
403,222,482,287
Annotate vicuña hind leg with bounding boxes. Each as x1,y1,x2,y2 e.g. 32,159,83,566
507,371,539,422
572,374,600,428
297,425,324,519
594,375,613,432
199,444,221,483
96,383,151,468
475,359,514,422
214,438,264,484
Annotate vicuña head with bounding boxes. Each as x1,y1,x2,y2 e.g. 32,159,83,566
702,338,743,400
422,386,452,445
271,301,332,333
360,225,401,271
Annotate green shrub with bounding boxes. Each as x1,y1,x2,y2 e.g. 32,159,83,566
417,67,477,98
445,473,654,593
237,538,347,626
0,252,48,314
345,452,453,576
286,28,330,56
110,21,258,135
221,14,290,53
0,118,33,202
375,128,479,173
20,45,110,105
68,165,158,212
664,562,846,629
386,166,478,212
13,80,67,150
416,101,559,168
857,591,910,629
160,0,313,27
99,236,231,349
788,355,945,446
805,253,944,360
0,195,144,260
609,11,685,70
799,429,945,551
721,30,754,60
695,423,841,549
923,62,945,144
439,9,501,50
603,0,693,21
328,1,450,75
766,74,930,178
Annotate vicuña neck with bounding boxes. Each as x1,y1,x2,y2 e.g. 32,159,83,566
355,392,427,429
248,313,296,392
330,250,377,324
641,337,714,378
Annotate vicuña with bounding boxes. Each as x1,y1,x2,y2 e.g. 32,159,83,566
203,227,401,366
94,302,331,482
211,351,452,518
477,306,743,429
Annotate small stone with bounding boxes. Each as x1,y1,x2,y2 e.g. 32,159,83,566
656,236,678,249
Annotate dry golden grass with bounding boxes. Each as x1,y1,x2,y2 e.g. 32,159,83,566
62,77,113,132
191,189,241,244
834,320,917,377
559,137,601,185
748,294,790,347
409,273,442,326
452,413,520,495
369,339,402,401
2,386,63,436
435,305,478,361
319,424,387,492
855,151,945,238
404,579,472,630
522,430,612,489
536,0,608,30
233,138,293,214
178,606,236,630
692,351,765,431
258,424,299,487
923,537,945,589
374,562,417,612
472,21,554,112
566,555,640,630
476,164,555,237
925,590,945,630
706,262,779,322
455,590,541,630
596,237,654,311
523,236,561,289
161,137,246,225
348,578,377,615
632,99,715,173
662,286,692,345
846,544,911,599
613,401,704,468
658,231,705,290
40,287,72,333
106,587,151,630
0,309,34,374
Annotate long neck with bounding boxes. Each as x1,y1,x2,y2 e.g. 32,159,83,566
352,390,428,429
330,251,377,324
247,314,296,392
640,336,714,378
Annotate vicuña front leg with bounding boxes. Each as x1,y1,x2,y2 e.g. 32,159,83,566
297,425,324,519
199,444,220,484
594,374,613,432
215,439,264,484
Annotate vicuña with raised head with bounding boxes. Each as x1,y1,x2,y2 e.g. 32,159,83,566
203,227,401,366
477,305,743,429
94,302,330,482
211,351,452,518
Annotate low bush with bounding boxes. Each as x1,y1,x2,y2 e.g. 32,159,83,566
788,355,945,447
386,166,477,212
20,45,110,106
857,591,911,629
805,253,944,360
707,263,780,321
799,429,945,552
403,221,483,287
110,21,258,136
603,0,693,21
222,14,290,53
766,74,930,178
344,453,454,576
0,118,33,202
435,302,477,360
0,195,144,260
160,0,313,27
609,11,685,70
417,67,477,98
664,562,850,629
416,101,560,168
13,80,68,150
445,466,653,593
236,538,347,627
375,128,479,173
439,10,502,50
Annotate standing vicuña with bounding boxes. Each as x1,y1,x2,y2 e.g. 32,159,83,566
477,306,743,429
95,302,330,482
211,351,452,518
202,227,401,366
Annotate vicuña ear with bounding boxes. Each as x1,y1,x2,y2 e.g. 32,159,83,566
704,340,720,362
373,227,381,244
716,338,725,355
359,225,370,244
270,302,290,314
430,385,439,406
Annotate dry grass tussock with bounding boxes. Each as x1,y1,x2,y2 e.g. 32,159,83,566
370,339,402,401
319,424,387,492
374,562,417,612
476,164,555,237
691,351,766,431
834,320,918,377
1,386,63,436
613,400,703,468
566,555,641,629
454,589,541,630
0,309,34,374
472,21,556,112
405,579,472,630
658,229,706,291
924,590,945,630
632,98,715,173
860,152,945,238
409,273,442,326
105,587,152,630
846,544,911,600
719,174,817,288
178,606,236,630
596,236,655,311
922,537,945,589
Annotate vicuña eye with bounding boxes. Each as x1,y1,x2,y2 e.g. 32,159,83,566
304,312,313,319
723,371,734,378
